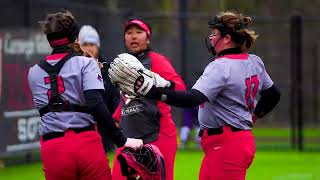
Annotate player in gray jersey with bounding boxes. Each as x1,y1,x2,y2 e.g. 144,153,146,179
28,10,142,180
112,11,281,180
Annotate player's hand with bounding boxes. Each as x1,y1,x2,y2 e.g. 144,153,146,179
146,70,172,88
124,138,143,150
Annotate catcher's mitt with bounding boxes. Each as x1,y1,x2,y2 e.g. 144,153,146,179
108,53,172,96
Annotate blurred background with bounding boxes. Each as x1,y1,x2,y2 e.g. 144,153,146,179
0,0,320,179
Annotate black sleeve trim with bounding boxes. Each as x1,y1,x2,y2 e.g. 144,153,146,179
146,86,208,107
254,84,281,118
84,89,126,147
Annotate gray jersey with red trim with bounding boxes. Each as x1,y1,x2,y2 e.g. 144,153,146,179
28,54,104,135
192,54,274,129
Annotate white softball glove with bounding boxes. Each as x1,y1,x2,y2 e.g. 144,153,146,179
108,53,172,96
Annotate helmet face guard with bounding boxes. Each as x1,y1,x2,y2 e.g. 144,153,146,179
206,16,247,56
205,36,216,56
118,144,166,180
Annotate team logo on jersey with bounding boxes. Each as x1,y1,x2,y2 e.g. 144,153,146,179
122,104,143,116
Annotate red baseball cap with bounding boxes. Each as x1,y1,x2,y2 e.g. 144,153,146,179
124,19,151,37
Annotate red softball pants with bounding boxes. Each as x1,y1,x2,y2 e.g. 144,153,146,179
199,126,256,180
40,129,112,180
112,133,177,180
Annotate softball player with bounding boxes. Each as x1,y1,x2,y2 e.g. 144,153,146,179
28,10,142,180
114,11,281,179
111,18,186,180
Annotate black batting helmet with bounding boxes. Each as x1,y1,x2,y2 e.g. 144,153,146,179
206,13,250,56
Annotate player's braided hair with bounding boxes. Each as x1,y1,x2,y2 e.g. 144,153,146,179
40,9,75,34
39,9,83,53
217,11,258,52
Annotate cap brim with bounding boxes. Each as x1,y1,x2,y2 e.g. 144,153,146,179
125,20,151,36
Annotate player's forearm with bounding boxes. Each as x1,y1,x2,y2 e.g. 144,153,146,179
254,84,281,118
146,86,207,107
84,89,127,147
168,76,186,91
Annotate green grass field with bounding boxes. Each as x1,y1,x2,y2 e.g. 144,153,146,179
0,128,319,179
0,150,320,180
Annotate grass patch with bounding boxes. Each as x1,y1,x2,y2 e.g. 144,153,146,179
1,150,320,180
253,128,320,138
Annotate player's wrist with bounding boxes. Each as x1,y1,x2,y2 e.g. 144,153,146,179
145,86,163,100
168,81,175,89
114,132,127,147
